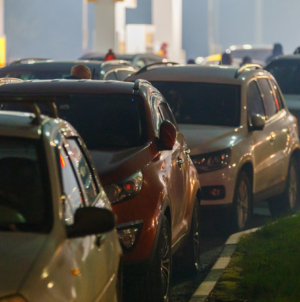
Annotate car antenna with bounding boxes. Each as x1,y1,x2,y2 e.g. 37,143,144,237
92,68,95,79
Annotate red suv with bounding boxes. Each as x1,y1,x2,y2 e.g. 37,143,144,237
0,79,201,302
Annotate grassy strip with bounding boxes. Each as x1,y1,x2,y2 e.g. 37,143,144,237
207,214,300,302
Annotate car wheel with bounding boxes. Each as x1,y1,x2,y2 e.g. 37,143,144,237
231,171,252,232
268,157,300,217
126,216,172,302
176,198,201,276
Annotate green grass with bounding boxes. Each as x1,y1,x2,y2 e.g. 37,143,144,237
208,214,300,302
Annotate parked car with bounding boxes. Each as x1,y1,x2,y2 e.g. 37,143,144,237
0,59,137,81
126,64,300,230
0,79,201,302
0,82,122,302
265,55,300,128
79,52,165,70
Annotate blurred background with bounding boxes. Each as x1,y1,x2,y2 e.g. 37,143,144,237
0,0,300,65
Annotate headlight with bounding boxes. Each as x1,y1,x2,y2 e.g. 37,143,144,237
104,171,143,204
191,148,231,173
0,296,26,302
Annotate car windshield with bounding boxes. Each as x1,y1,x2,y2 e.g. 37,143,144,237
265,59,300,95
231,49,272,62
150,81,241,127
0,137,51,233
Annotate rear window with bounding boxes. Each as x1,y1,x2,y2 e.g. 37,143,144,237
151,81,241,127
0,137,52,233
0,69,73,80
2,94,147,150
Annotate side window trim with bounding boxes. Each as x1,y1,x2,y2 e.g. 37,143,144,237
268,78,284,111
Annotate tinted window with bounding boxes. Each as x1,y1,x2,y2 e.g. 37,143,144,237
59,146,83,226
257,78,277,118
265,59,300,95
247,80,265,117
56,95,147,149
151,81,241,127
0,69,72,80
0,137,51,233
66,139,98,204
159,102,177,125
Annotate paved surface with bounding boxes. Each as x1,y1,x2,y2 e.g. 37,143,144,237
171,201,271,302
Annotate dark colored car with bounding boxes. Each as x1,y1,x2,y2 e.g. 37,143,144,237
0,79,201,302
0,59,137,81
265,55,300,127
79,52,165,70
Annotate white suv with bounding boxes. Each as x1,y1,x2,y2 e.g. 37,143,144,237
126,64,300,231
0,97,122,301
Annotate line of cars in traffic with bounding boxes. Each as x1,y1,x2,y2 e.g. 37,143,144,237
0,54,300,302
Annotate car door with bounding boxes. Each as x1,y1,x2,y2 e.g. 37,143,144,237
247,79,274,194
266,78,290,187
158,100,188,241
59,138,117,302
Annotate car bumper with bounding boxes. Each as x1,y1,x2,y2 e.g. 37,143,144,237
198,165,238,206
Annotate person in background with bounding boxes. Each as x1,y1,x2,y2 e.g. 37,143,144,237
187,59,196,64
69,64,92,79
220,52,233,65
240,56,252,67
266,43,283,64
104,49,117,61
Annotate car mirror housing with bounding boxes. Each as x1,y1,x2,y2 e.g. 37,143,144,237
67,207,115,238
157,120,177,151
250,114,265,131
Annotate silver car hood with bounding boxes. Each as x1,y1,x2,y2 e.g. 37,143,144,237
179,124,241,155
0,232,47,296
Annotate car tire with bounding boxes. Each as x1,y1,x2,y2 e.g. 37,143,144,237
176,198,201,276
268,157,300,217
126,216,172,302
230,171,252,233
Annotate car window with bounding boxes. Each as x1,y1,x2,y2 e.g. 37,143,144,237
268,79,283,110
135,59,146,69
150,95,162,136
65,138,98,204
257,78,278,118
59,146,83,226
117,69,134,81
247,80,266,118
159,102,177,126
0,137,51,233
151,81,241,127
104,71,117,80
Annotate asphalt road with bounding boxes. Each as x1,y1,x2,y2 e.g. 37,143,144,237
171,201,271,302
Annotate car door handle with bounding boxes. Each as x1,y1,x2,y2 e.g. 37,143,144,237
177,158,184,166
185,149,191,155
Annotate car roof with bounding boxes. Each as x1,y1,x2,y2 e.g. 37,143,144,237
0,79,137,96
267,55,300,61
126,65,271,85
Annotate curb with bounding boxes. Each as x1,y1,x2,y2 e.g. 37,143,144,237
189,227,260,302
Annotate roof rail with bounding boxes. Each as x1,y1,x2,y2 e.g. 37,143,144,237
133,79,152,93
10,58,51,65
235,64,262,78
0,95,60,125
135,61,179,75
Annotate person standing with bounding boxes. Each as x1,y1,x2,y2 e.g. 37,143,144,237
104,49,117,61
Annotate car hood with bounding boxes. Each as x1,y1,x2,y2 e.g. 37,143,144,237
283,94,300,111
179,124,241,155
90,142,155,185
0,232,47,296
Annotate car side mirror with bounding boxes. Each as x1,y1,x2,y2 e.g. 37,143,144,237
157,120,177,151
67,207,115,238
250,114,265,131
